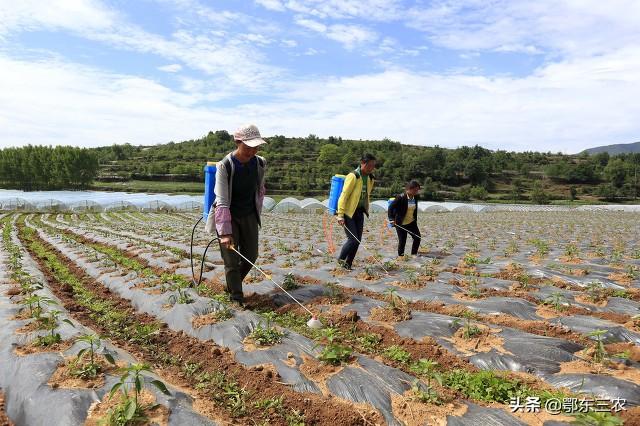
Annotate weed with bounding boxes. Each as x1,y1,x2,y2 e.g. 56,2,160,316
382,345,412,364
443,370,529,403
316,328,352,365
410,359,443,389
357,333,382,351
318,343,352,365
410,379,440,404
570,410,623,425
250,312,285,346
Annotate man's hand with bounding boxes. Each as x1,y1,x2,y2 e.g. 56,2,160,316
388,220,395,225
337,217,345,226
220,235,234,249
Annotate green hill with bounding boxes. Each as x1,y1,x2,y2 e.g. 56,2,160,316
86,131,640,204
582,141,640,155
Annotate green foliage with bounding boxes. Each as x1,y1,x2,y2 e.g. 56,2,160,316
453,311,482,339
282,273,299,290
531,181,550,204
103,363,171,426
250,312,285,346
0,145,98,190
382,345,412,364
442,370,530,403
356,333,382,351
587,329,608,363
545,291,568,312
72,334,116,379
317,343,353,365
570,410,623,426
316,328,353,365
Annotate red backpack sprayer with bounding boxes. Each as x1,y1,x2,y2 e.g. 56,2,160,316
190,161,322,329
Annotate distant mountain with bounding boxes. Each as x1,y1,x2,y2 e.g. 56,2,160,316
583,141,640,155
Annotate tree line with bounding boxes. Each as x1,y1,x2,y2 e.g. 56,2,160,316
0,145,98,190
2,133,640,202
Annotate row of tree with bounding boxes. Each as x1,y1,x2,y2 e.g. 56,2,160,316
3,132,640,201
0,145,99,190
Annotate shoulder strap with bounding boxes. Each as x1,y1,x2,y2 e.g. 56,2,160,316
222,155,233,185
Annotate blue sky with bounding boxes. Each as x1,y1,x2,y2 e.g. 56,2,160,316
1,0,639,152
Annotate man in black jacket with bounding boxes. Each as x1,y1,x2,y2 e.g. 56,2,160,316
388,180,421,257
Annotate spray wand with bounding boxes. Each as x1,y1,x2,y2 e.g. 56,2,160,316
229,246,324,329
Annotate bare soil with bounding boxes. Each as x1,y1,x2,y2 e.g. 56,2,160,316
25,228,383,425
0,391,12,426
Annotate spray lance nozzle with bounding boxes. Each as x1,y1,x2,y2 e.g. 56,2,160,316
230,246,325,330
306,316,323,329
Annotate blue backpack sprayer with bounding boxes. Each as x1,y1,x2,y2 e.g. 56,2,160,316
190,161,322,329
189,162,220,287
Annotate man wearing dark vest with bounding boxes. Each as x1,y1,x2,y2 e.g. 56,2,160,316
205,124,267,306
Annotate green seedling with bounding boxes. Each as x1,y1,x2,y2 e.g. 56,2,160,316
467,278,481,298
403,270,420,287
72,334,116,379
463,252,478,266
453,311,482,339
103,363,171,426
545,291,568,312
363,265,378,279
282,273,299,291
564,243,580,258
168,287,194,305
383,260,398,270
21,294,55,320
383,287,403,309
587,329,608,364
35,310,73,347
323,281,345,303
586,281,606,303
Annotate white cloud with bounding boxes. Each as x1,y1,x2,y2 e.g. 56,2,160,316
281,39,298,47
294,17,326,33
2,47,639,152
0,0,116,35
257,0,402,21
158,63,182,72
294,18,376,50
0,1,283,91
326,24,377,50
406,0,640,56
255,0,286,12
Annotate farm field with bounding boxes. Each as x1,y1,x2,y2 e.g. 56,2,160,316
1,210,640,425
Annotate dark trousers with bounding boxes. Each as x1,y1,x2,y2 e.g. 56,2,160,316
338,208,365,268
396,220,421,256
218,212,259,302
